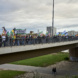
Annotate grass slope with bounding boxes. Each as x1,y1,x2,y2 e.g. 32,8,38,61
0,70,25,78
11,52,69,67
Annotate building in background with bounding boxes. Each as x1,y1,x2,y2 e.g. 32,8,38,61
47,26,56,36
68,31,78,36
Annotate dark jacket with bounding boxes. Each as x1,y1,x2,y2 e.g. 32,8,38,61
0,36,2,42
0,36,2,47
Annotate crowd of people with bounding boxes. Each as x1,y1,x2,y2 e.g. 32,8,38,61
0,33,78,47
0,27,78,47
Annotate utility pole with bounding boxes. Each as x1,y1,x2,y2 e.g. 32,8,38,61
38,29,39,34
52,0,54,37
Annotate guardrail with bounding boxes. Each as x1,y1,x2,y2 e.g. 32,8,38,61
0,36,78,47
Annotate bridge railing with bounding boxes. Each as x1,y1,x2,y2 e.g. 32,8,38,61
0,36,78,47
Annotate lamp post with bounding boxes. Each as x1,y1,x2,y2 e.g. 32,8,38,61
52,0,54,37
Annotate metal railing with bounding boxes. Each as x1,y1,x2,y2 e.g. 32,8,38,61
0,36,78,47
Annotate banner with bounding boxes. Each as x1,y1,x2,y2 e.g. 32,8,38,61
15,29,26,34
38,31,43,36
2,27,7,35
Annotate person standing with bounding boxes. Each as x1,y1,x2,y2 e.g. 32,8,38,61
52,67,57,75
6,34,9,46
0,35,2,47
2,34,6,47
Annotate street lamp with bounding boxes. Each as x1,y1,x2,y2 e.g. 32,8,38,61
52,0,54,37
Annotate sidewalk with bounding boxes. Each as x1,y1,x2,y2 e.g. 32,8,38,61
0,64,52,74
0,61,78,76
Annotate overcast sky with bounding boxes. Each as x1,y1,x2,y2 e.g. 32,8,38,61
0,0,78,33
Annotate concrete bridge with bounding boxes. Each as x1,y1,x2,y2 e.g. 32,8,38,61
0,40,78,64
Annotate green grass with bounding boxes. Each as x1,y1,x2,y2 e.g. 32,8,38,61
0,70,25,78
11,52,69,67
72,75,78,78
65,75,78,78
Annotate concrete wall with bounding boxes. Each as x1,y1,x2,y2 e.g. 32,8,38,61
0,40,78,55
0,40,78,64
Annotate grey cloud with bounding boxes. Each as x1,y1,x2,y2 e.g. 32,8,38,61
0,0,19,14
55,0,78,4
57,24,78,29
55,2,78,18
0,0,78,32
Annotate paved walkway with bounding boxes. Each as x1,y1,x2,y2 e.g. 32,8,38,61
0,61,78,78
0,64,52,74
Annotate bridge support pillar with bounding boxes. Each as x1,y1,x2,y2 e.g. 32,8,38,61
69,47,78,61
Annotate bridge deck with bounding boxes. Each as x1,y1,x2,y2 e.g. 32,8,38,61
0,40,78,55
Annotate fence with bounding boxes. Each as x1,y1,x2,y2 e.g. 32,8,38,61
0,36,78,47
